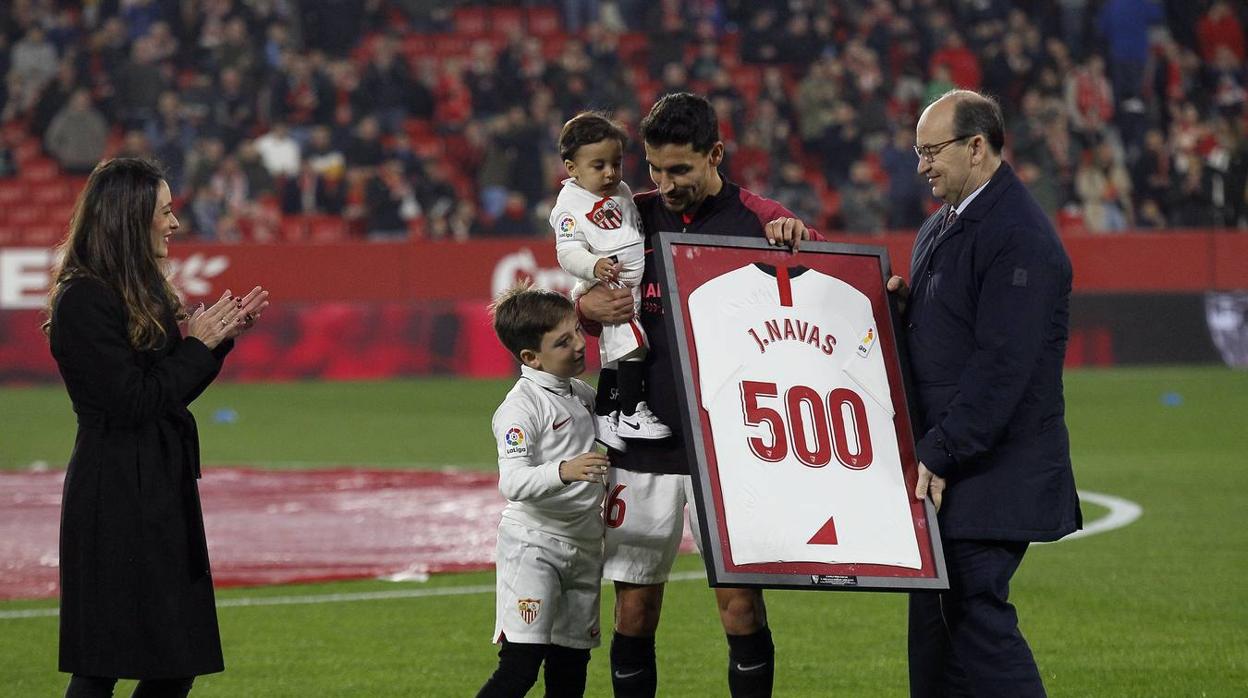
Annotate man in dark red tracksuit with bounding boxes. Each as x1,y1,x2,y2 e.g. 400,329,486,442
578,92,820,698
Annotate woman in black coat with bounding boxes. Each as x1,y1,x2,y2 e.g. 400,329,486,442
44,158,269,697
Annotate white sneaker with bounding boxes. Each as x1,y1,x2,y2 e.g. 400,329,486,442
595,412,628,452
618,402,672,440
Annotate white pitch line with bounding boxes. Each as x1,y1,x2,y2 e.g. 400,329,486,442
0,490,1140,622
1041,489,1143,543
0,571,709,621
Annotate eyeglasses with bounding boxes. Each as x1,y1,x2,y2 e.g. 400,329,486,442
913,135,972,163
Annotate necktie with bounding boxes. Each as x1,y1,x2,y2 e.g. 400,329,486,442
938,207,957,238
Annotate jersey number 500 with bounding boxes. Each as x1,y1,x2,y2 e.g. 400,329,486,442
739,380,873,469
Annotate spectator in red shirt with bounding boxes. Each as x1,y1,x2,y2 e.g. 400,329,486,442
931,32,982,90
1065,54,1115,147
1197,1,1245,66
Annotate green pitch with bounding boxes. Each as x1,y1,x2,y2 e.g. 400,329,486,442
2,366,1246,695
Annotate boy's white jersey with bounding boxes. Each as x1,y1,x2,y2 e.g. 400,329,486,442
687,264,921,569
551,178,649,364
492,365,605,542
551,178,643,281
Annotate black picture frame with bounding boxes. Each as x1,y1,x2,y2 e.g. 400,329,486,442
654,232,948,591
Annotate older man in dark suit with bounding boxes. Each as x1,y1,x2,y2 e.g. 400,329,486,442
887,90,1082,697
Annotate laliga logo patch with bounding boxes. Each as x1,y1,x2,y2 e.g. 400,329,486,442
518,598,541,624
504,426,527,456
586,196,624,230
556,212,576,241
856,327,876,358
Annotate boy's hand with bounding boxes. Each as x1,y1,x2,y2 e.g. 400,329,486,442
594,257,621,284
559,452,610,485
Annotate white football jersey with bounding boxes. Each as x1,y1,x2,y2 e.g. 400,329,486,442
551,178,644,281
492,365,605,542
687,264,920,568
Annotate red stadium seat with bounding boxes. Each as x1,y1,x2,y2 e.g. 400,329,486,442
5,204,46,227
21,159,60,183
526,7,561,36
819,188,841,229
1056,206,1087,236
489,8,525,36
2,120,28,142
0,181,27,207
22,224,64,246
404,118,434,140
13,140,42,166
431,34,474,60
30,182,73,206
355,33,384,62
406,216,427,239
618,33,649,66
307,215,347,243
410,133,444,159
720,31,742,60
539,35,569,61
452,7,488,35
278,215,307,242
729,65,763,103
63,175,89,194
401,34,433,60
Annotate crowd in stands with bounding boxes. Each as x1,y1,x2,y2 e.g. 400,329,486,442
1,0,1245,241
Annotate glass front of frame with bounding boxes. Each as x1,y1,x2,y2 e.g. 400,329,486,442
655,233,948,591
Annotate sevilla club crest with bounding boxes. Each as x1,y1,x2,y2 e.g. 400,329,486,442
518,598,541,624
587,197,624,230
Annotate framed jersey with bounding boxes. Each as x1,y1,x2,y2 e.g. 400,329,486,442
654,232,948,591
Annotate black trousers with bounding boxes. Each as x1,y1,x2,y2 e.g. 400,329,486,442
66,675,194,698
908,539,1045,698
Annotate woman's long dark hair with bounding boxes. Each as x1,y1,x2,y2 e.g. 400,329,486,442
43,158,182,350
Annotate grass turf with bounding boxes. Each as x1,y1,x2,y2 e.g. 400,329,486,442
1,366,1246,695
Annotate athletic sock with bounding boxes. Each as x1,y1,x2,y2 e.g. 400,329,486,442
610,632,657,698
727,626,775,698
596,367,619,416
476,640,548,698
617,360,643,416
543,644,591,697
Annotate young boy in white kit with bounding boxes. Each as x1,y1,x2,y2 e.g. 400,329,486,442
550,112,671,445
476,284,612,698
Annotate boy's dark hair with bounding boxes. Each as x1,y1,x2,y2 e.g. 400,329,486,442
639,92,720,154
490,282,576,360
559,112,629,162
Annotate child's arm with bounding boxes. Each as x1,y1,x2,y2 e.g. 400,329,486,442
498,448,609,499
494,415,563,500
552,209,604,281
492,410,608,500
556,237,606,282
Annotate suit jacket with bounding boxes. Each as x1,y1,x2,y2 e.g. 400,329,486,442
904,162,1081,542
51,277,231,678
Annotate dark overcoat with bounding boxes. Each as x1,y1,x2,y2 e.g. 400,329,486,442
904,162,1082,542
51,277,230,678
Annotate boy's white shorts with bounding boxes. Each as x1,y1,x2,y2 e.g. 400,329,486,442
492,523,603,649
603,468,703,585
